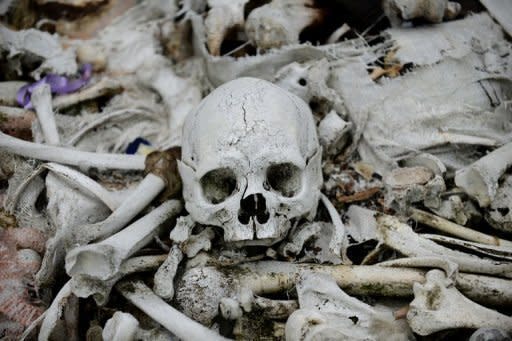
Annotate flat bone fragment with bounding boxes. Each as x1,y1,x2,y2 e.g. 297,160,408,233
455,141,512,207
204,0,249,56
286,272,413,340
407,270,512,335
479,0,512,37
175,261,512,325
31,84,60,145
116,280,228,341
382,0,461,27
102,311,139,341
65,200,182,281
245,0,323,50
0,26,78,77
0,131,146,170
376,214,512,278
0,81,28,106
486,174,512,233
410,208,512,247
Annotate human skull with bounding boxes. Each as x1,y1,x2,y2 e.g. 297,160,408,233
178,77,322,245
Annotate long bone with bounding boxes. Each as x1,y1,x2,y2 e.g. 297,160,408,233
31,84,60,145
455,141,512,207
0,131,145,170
407,269,512,335
410,208,512,247
116,280,228,341
376,214,512,278
65,200,182,281
175,260,512,326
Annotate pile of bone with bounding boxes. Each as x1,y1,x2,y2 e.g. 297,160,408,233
0,0,512,340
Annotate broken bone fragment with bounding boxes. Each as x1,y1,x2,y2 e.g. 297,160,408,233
455,141,512,207
179,77,322,246
245,0,324,50
382,0,462,27
407,269,512,335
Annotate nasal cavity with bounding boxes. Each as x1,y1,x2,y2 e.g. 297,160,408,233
238,193,270,225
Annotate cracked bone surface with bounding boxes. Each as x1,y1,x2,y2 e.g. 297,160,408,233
31,84,60,145
175,260,512,326
179,77,322,246
65,200,182,281
407,270,512,335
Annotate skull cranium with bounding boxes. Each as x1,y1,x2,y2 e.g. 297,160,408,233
178,77,322,245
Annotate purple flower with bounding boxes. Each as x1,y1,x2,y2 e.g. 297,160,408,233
16,64,93,109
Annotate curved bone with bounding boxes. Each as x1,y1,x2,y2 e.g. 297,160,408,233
0,131,145,170
72,173,166,245
407,270,512,335
116,280,228,341
66,200,182,281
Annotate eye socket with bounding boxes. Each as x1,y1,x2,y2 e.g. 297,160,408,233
200,168,237,204
266,163,302,197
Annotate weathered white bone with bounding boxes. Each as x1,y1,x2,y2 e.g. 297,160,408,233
51,78,122,110
72,173,166,245
181,227,215,258
31,84,60,145
71,254,166,305
38,281,78,341
153,245,183,301
204,0,249,56
43,162,123,211
175,261,512,326
320,193,349,263
407,270,512,335
37,172,110,286
65,200,182,280
376,214,512,278
286,272,413,340
318,110,352,156
116,280,229,341
410,208,512,247
486,174,512,233
382,0,461,27
245,0,322,50
102,311,175,341
0,131,145,170
137,62,201,147
0,25,78,78
455,141,512,207
280,222,321,258
179,77,322,246
422,234,512,262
